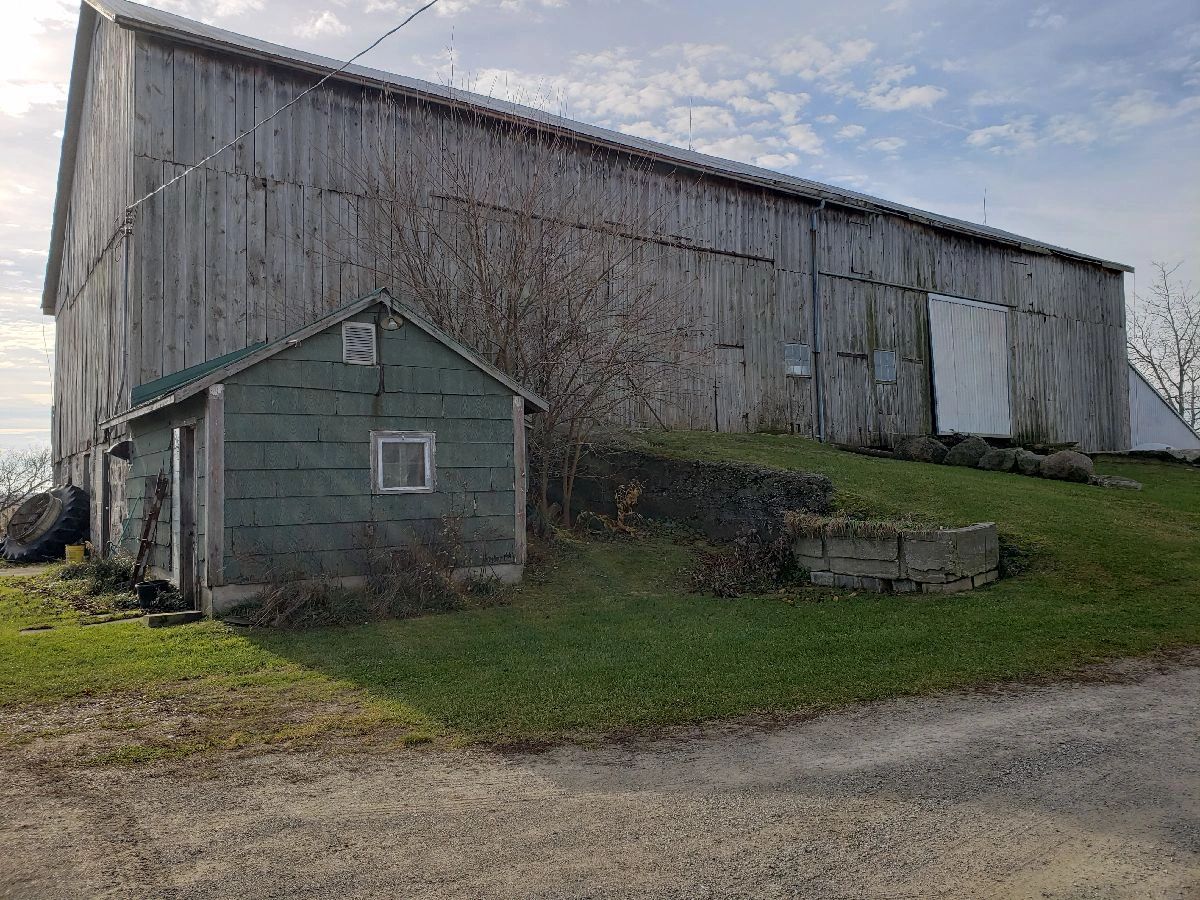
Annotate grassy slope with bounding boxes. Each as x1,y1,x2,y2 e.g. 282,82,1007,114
1,434,1197,753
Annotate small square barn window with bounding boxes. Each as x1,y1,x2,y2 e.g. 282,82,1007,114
372,432,435,493
874,349,898,383
783,342,812,377
342,321,377,366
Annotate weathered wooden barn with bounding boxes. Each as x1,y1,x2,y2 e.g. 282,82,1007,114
107,289,543,612
47,0,1137,554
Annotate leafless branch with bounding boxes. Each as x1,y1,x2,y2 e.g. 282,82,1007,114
0,446,52,534
334,96,704,524
1128,261,1200,428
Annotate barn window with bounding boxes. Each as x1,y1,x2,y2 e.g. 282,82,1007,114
342,321,377,366
874,349,897,383
783,342,812,377
372,431,435,494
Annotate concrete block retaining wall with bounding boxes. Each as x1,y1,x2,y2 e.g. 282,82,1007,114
794,522,999,594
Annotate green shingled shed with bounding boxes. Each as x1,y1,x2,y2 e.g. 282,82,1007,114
105,289,547,615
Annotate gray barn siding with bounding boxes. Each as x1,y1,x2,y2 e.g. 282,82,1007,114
53,20,1131,509
220,312,516,585
51,16,136,477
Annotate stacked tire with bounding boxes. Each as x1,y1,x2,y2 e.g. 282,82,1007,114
1,486,89,563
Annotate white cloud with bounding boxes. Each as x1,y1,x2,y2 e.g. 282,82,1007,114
1044,114,1097,146
294,11,348,39
771,37,874,82
667,104,736,135
421,0,568,15
860,64,947,111
969,89,1026,107
816,114,839,124
765,90,810,124
782,123,825,155
755,153,801,170
836,124,866,139
693,134,794,168
864,136,906,153
619,120,677,143
1027,5,1067,29
965,117,1037,152
1109,90,1200,128
862,82,946,111
0,80,66,118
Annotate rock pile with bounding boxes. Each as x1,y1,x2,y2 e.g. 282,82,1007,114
893,435,1140,489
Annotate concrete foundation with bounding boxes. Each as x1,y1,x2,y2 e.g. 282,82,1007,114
797,522,1000,594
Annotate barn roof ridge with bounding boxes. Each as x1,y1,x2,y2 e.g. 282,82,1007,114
104,288,549,426
44,0,1134,314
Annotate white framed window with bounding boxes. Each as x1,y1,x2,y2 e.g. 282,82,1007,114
874,349,898,383
371,431,435,494
783,342,812,377
342,321,377,366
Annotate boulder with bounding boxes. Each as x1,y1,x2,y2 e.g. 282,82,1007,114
1090,474,1143,491
1014,449,1045,477
894,435,949,464
1040,449,1094,483
978,448,1016,472
944,436,991,468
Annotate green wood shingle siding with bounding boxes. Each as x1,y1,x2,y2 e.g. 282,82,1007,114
220,310,517,584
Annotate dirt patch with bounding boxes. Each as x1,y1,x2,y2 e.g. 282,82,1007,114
2,654,1197,899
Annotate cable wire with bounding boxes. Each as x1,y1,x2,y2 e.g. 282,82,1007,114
126,0,441,214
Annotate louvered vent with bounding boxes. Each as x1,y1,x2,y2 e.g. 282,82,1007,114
342,322,377,366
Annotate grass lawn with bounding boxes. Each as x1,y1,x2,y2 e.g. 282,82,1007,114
1,434,1197,762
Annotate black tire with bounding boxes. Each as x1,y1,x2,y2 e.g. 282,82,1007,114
1,486,90,563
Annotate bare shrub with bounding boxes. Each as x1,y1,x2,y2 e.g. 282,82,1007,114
244,518,506,629
0,446,52,535
338,97,702,526
1128,260,1199,429
685,530,802,599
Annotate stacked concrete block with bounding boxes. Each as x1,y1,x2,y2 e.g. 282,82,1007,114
796,522,1000,594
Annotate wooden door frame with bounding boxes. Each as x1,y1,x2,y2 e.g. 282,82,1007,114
174,425,198,611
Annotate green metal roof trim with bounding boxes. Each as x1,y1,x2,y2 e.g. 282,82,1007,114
130,342,266,406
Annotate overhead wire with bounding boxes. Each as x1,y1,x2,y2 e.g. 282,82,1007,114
125,0,441,215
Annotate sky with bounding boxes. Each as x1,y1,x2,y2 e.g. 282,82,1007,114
0,0,1197,449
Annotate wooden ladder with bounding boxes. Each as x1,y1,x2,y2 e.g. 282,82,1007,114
131,471,170,586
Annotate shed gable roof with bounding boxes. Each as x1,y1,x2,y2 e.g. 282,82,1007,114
105,288,549,425
44,0,1133,314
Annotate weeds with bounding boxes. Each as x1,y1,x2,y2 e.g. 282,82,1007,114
242,518,509,629
685,530,805,598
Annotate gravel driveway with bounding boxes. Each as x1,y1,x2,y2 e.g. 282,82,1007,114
3,656,1198,899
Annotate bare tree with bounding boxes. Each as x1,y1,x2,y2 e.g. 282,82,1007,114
0,447,52,534
343,98,701,524
1128,261,1200,429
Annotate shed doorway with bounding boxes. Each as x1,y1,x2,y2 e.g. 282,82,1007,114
170,425,197,609
928,294,1012,437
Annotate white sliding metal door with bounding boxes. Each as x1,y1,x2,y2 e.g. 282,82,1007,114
928,294,1012,437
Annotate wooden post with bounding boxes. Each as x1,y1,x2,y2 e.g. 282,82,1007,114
512,395,526,566
204,385,225,608
176,426,196,609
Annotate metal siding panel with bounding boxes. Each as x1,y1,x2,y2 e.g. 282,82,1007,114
929,294,1012,437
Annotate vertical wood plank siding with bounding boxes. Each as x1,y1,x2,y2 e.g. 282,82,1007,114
55,25,1131,500
51,18,136,479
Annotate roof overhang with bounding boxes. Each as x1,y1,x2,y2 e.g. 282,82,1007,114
44,0,1133,317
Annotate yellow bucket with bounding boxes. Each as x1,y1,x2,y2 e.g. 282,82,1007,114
64,544,86,563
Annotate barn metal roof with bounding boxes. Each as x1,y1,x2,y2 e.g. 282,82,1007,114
105,288,549,426
45,0,1133,313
